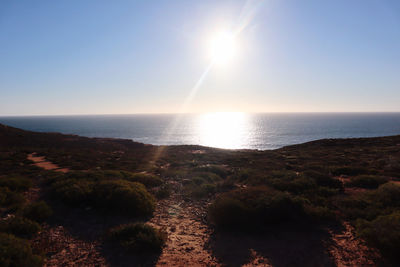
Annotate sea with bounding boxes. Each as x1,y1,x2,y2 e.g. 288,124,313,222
1,113,400,150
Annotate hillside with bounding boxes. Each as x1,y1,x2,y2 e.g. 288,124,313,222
1,123,400,266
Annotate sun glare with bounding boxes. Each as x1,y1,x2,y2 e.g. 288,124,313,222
208,30,237,65
197,112,249,149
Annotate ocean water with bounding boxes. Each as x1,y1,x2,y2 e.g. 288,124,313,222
1,113,400,150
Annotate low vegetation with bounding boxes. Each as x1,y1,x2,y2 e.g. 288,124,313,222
108,223,167,253
1,124,400,265
0,176,32,192
22,201,53,223
0,216,41,239
0,187,25,211
0,233,43,267
356,211,400,258
50,176,156,217
126,173,163,188
347,175,388,189
92,180,155,216
209,187,309,229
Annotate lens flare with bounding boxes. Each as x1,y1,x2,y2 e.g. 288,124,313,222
208,31,237,65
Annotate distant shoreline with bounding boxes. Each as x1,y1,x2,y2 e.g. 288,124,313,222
1,122,400,152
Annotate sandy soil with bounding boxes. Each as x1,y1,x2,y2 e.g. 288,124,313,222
149,181,220,266
328,222,380,267
27,153,69,173
33,225,107,267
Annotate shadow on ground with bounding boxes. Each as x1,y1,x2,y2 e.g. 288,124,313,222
100,243,161,267
44,200,161,266
207,226,335,267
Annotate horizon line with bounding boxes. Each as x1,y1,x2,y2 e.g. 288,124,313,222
1,111,400,117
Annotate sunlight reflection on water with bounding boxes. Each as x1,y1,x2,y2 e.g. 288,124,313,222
196,112,251,149
2,113,400,150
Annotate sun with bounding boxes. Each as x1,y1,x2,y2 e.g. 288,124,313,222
208,30,237,65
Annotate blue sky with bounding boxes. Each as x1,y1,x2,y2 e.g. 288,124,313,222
1,0,399,115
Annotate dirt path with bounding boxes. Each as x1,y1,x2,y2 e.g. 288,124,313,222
328,222,380,266
26,152,68,202
26,153,109,266
27,153,69,173
33,225,107,267
150,181,220,266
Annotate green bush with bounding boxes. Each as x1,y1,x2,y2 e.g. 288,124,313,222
331,166,369,176
191,184,216,198
51,178,94,205
208,187,308,229
347,175,388,189
50,175,156,217
372,182,400,207
22,201,53,222
0,216,41,239
338,182,400,221
209,197,249,228
193,165,228,178
270,176,317,194
127,173,163,188
356,211,400,258
190,172,221,183
92,180,155,217
303,171,343,190
0,233,43,267
0,187,25,210
304,205,337,223
108,223,166,252
0,176,32,192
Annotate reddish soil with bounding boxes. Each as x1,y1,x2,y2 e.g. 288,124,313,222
149,181,220,266
328,222,380,266
33,225,107,267
27,153,69,173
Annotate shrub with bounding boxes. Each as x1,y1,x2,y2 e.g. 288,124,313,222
0,216,41,239
192,177,206,186
155,185,171,199
108,223,166,252
208,197,249,228
303,171,343,190
270,176,317,194
0,233,43,267
372,182,400,207
22,201,53,222
127,173,163,188
50,176,156,217
193,165,228,178
338,182,400,221
0,176,32,192
190,172,221,183
356,211,400,258
208,187,308,230
92,180,155,217
0,187,25,211
41,172,64,186
347,175,388,189
51,178,94,205
304,205,337,223
331,166,369,176
191,184,216,198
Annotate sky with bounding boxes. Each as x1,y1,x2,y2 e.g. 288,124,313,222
1,0,400,115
